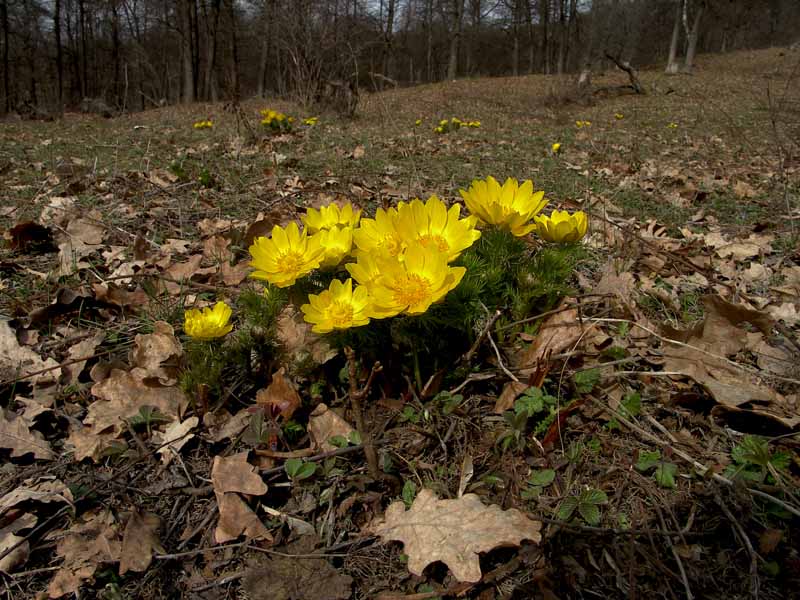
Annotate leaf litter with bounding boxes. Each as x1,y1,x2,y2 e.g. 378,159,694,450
0,47,798,599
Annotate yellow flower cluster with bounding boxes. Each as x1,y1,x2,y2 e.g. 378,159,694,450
575,120,592,128
193,120,213,129
303,116,319,126
551,142,562,154
614,113,624,120
667,122,678,129
433,117,481,134
246,177,588,334
260,108,294,131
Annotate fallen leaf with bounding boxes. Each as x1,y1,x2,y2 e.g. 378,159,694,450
66,424,119,463
241,536,352,600
0,512,37,573
215,493,272,544
352,145,365,159
211,452,268,496
203,409,251,442
61,332,105,385
256,368,302,422
0,408,54,460
767,302,799,325
0,478,73,515
46,510,122,598
129,321,183,385
276,306,338,366
86,369,185,435
154,417,198,465
0,320,60,385
369,488,541,582
493,381,530,414
308,403,354,451
715,242,760,261
517,303,584,373
119,510,163,575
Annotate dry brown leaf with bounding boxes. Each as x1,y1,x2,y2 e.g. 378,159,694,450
0,320,60,385
0,478,73,515
220,260,251,286
129,321,183,385
162,254,203,294
203,408,251,442
0,512,37,573
66,424,119,463
716,242,760,261
369,488,541,582
202,235,232,263
767,302,799,325
47,510,122,598
212,452,268,496
493,381,530,414
276,307,338,366
256,368,302,422
215,493,272,544
308,403,354,451
86,369,185,435
154,417,198,465
0,408,54,460
119,510,163,575
241,536,352,600
62,332,105,385
517,303,584,373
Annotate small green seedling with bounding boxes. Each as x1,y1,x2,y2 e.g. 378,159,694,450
573,368,600,394
522,468,556,500
558,488,608,526
402,480,417,507
284,458,317,482
127,406,172,436
724,436,790,484
635,449,678,488
606,392,642,431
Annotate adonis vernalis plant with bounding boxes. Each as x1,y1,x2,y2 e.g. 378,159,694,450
249,222,323,287
459,176,548,237
534,210,589,243
301,278,372,333
184,301,233,340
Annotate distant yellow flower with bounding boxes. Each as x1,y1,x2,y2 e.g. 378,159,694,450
614,113,624,120
303,116,319,126
534,210,589,243
667,122,678,129
316,226,353,268
193,120,212,129
352,206,405,258
467,120,481,128
249,222,323,287
551,142,561,154
575,120,591,128
434,126,445,134
184,301,233,340
415,118,422,126
439,119,449,126
368,246,465,317
301,278,371,334
303,202,361,233
459,176,548,237
395,195,480,262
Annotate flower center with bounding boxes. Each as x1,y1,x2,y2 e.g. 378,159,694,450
276,251,304,274
383,234,403,256
394,274,432,307
418,234,449,254
328,301,354,326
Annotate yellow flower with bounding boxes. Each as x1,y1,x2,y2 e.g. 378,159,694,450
302,202,361,233
301,278,371,334
667,122,678,129
467,120,481,128
193,120,212,129
614,113,624,120
434,126,444,134
551,142,561,154
352,206,405,258
184,301,233,340
394,195,480,262
345,254,383,290
415,118,422,126
534,210,589,243
249,222,323,287
575,120,591,128
459,176,548,237
368,246,466,317
439,119,449,126
316,227,353,268
303,116,319,126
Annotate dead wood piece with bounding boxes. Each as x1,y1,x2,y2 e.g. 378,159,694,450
604,52,646,95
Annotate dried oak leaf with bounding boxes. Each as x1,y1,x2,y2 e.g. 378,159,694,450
0,512,37,573
0,320,60,385
47,510,122,598
154,417,198,465
241,535,352,600
516,303,584,374
119,510,163,575
256,368,302,422
308,403,354,452
276,306,337,366
0,478,73,515
86,369,185,435
65,423,119,463
61,332,105,385
211,452,268,497
493,381,529,414
129,321,183,386
0,408,54,460
215,493,272,544
369,488,542,582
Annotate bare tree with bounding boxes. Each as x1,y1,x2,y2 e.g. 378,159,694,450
179,0,195,103
665,0,683,74
446,0,465,80
683,0,705,72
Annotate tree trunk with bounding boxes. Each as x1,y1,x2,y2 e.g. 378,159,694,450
112,3,121,106
381,0,397,85
226,0,240,100
178,0,194,103
665,0,682,73
683,0,704,72
204,0,221,101
256,1,271,97
0,0,9,113
447,0,465,80
556,0,566,75
526,0,535,74
542,0,549,74
425,0,433,81
78,0,87,97
511,0,520,77
54,0,63,105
